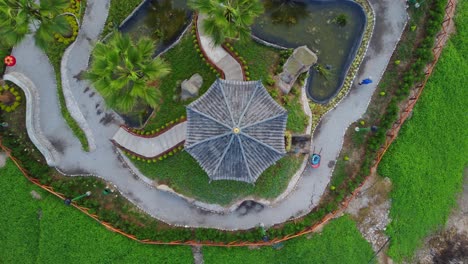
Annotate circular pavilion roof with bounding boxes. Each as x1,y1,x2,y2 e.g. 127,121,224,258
185,79,288,183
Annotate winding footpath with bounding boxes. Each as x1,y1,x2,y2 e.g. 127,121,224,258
4,0,407,230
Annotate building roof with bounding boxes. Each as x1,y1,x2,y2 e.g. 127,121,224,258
185,79,288,183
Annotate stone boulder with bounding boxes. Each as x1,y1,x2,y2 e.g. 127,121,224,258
276,46,318,94
181,73,203,100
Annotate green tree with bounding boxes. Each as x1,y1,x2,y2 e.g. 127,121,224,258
86,32,170,113
189,0,264,45
0,0,70,49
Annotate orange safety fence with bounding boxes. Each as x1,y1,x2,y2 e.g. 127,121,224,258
0,0,456,247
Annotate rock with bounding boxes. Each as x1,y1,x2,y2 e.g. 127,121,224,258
181,73,203,100
276,46,318,94
30,190,42,200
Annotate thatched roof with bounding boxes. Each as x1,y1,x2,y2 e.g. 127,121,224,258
185,79,288,183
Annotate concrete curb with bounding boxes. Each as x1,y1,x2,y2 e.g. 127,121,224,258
3,72,60,166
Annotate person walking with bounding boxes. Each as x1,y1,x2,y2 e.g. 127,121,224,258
358,77,373,85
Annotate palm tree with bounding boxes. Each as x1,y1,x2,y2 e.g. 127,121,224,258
189,0,264,45
86,32,170,113
0,0,70,49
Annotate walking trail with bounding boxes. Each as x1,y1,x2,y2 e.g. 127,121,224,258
4,0,407,230
112,122,186,158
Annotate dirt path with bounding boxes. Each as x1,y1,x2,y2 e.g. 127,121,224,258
191,246,204,264
345,173,392,260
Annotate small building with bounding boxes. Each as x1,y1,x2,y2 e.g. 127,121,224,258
185,79,288,183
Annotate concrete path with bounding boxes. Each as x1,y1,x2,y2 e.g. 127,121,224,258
112,123,186,158
0,152,6,168
197,13,244,80
5,0,407,230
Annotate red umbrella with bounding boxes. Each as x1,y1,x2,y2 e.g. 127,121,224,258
4,55,16,67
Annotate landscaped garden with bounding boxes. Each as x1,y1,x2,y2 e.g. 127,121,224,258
0,0,465,262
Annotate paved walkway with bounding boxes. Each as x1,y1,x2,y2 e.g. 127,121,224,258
0,152,6,168
4,0,407,230
112,123,186,158
197,13,244,80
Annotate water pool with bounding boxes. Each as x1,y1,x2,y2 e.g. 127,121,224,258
252,0,366,103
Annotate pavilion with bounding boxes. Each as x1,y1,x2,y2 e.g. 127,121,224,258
185,79,288,183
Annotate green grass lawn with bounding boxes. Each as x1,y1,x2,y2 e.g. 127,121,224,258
231,38,279,82
0,159,193,263
134,152,304,205
203,215,375,264
143,30,218,130
378,2,468,261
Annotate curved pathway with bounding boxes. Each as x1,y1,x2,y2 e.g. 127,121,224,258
112,123,186,158
5,0,407,230
196,13,244,80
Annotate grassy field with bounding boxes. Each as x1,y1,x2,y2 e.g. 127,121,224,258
0,159,193,263
134,152,303,205
378,2,468,261
203,216,375,264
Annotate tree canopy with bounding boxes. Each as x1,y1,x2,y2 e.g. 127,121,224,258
86,32,171,113
0,0,70,49
189,0,264,45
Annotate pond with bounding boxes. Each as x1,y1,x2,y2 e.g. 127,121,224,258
118,0,192,127
120,0,192,56
252,0,366,103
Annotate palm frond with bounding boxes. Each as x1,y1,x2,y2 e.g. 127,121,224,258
87,31,166,113
39,0,69,15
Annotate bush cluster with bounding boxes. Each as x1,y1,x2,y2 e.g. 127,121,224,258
284,131,292,152
54,15,79,45
130,115,185,136
124,144,184,163
0,83,21,112
275,49,293,74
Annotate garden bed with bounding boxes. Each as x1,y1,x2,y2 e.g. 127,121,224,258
134,151,304,206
